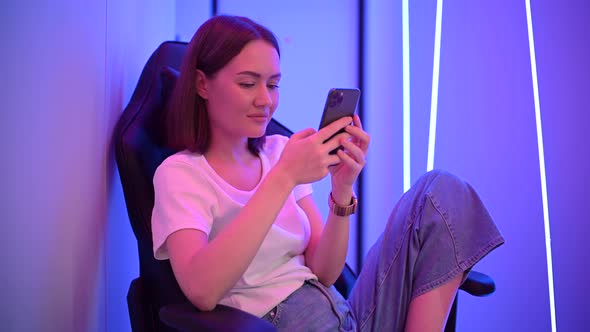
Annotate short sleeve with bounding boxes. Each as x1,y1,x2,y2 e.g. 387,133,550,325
151,157,215,260
293,183,313,201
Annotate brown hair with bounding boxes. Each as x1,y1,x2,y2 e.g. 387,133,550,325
166,15,280,154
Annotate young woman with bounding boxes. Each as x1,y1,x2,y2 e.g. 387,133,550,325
151,15,504,332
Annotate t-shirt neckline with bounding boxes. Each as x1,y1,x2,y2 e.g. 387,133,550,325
200,153,269,195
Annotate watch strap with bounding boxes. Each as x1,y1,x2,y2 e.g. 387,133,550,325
328,192,358,217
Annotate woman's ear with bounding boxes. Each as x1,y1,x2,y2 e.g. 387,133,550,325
195,70,208,99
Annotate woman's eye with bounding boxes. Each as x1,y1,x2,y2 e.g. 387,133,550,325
267,84,280,90
239,83,255,88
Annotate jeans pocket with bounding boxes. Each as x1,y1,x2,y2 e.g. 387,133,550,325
262,304,282,327
307,280,356,331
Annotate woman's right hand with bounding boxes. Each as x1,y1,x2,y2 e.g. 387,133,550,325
276,116,352,185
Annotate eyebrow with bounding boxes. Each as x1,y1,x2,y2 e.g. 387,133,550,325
236,71,282,79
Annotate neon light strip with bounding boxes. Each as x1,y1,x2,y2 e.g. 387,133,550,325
427,0,444,172
402,0,410,191
525,1,557,331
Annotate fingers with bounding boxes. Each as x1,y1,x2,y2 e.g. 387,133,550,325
322,131,351,153
335,149,363,173
352,114,363,130
316,116,353,142
338,139,366,167
345,116,370,152
291,128,316,140
289,118,367,170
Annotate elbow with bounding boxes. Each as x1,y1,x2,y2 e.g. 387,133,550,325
177,274,228,311
190,294,218,312
317,274,338,288
187,289,221,312
193,300,217,312
311,263,340,287
306,251,346,288
308,260,343,287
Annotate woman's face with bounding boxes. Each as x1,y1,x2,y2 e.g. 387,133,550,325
200,40,281,142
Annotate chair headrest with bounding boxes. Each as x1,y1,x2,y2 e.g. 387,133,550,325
114,42,188,245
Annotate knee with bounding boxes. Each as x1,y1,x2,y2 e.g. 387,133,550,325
414,171,482,213
416,169,467,194
419,170,489,224
424,169,459,180
432,169,465,186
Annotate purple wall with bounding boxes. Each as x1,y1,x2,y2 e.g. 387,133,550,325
3,0,587,331
533,0,590,329
362,0,590,330
434,1,551,330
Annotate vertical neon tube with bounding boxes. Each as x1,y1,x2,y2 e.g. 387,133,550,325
427,0,444,172
525,1,557,331
402,0,410,191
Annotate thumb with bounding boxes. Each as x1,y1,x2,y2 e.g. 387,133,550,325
290,128,316,141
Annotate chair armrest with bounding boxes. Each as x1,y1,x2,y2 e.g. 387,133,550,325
459,270,496,297
334,263,357,299
160,302,276,332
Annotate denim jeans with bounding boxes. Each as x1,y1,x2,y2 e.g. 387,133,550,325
262,279,356,331
262,170,505,332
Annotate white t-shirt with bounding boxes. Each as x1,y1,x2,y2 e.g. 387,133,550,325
151,134,318,317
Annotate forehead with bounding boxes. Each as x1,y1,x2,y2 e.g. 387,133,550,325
224,40,280,75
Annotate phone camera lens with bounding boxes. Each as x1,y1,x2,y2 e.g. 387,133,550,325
329,91,344,107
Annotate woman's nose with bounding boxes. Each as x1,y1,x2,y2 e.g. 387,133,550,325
254,86,272,107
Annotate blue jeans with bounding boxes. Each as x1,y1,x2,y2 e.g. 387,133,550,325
262,170,505,331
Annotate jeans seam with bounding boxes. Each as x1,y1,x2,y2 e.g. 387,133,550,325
307,280,348,330
358,217,415,332
426,192,461,268
407,193,462,299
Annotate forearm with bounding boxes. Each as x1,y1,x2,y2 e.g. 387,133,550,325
306,186,353,286
183,167,296,309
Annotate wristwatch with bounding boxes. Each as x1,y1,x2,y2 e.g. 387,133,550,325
328,192,358,217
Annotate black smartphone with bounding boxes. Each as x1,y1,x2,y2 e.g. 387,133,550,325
318,88,361,130
318,88,361,154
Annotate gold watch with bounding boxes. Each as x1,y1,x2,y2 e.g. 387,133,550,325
328,192,358,217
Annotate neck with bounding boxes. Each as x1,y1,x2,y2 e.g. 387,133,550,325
205,137,255,164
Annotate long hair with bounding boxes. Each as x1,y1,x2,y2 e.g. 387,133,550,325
166,15,280,154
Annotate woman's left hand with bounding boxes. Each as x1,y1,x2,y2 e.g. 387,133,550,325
329,114,370,190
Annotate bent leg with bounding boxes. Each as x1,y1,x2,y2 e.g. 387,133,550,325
348,170,504,332
404,273,462,332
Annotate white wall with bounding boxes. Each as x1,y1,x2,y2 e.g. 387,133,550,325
105,2,175,332
1,1,107,330
0,1,174,331
174,0,211,42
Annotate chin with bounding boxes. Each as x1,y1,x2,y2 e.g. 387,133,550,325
248,124,269,138
249,130,267,138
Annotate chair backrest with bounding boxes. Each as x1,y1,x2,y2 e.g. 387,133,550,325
113,41,295,317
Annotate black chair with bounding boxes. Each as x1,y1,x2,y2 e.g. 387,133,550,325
113,41,495,332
